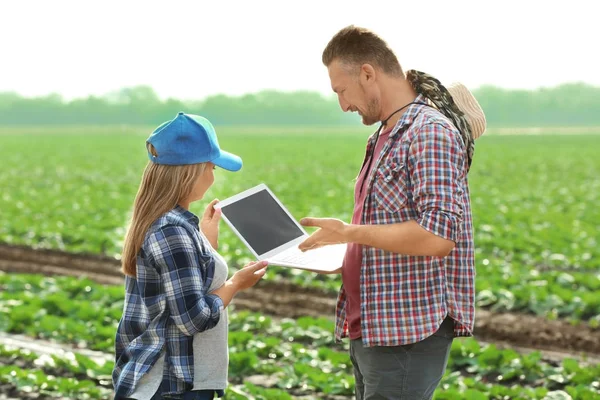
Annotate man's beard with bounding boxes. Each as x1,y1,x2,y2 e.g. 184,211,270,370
361,97,380,126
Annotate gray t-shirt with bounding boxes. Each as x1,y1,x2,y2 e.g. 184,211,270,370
129,244,229,399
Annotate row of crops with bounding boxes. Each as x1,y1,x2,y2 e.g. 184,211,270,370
1,273,599,399
3,128,598,323
1,126,599,398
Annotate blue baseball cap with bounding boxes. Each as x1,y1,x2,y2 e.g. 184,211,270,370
146,112,242,171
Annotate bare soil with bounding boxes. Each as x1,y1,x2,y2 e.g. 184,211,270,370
1,244,599,359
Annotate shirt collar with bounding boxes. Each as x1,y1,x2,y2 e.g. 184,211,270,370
173,204,200,226
367,95,430,145
389,94,430,138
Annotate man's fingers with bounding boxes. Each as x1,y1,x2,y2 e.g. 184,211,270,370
299,217,323,227
299,244,320,252
298,238,318,252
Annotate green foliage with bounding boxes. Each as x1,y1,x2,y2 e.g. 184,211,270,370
2,83,600,126
1,128,599,322
0,274,123,351
1,272,599,399
0,363,112,399
0,87,359,126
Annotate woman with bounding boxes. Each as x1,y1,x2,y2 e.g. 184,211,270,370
112,112,268,400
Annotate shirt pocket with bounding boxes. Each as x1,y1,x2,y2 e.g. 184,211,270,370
372,162,409,214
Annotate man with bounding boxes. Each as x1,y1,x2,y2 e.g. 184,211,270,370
298,25,485,399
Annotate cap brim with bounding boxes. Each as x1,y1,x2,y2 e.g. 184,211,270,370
212,150,243,172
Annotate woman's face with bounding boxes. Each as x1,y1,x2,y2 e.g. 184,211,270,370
190,162,215,202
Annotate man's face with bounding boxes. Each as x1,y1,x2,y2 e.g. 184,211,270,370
328,59,380,126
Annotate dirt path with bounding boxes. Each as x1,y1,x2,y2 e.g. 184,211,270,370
0,332,112,366
1,244,599,359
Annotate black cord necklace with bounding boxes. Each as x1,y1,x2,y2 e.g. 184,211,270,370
374,101,426,145
359,101,426,195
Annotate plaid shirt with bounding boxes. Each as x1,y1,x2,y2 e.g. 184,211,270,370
112,206,223,399
335,96,475,346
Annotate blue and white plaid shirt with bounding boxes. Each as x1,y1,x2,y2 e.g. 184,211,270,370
112,206,224,399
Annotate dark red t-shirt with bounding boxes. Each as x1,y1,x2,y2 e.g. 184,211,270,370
343,127,393,339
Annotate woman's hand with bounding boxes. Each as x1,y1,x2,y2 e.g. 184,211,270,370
229,260,268,291
212,261,268,308
200,199,221,249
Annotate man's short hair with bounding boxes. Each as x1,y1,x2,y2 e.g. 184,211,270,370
322,25,403,77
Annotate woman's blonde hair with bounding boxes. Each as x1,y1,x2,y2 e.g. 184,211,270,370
121,144,208,277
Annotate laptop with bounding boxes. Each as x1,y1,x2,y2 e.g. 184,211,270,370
214,183,347,272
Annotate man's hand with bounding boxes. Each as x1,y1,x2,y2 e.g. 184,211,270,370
298,217,349,251
200,199,221,249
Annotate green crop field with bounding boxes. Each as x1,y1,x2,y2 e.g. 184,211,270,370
1,125,599,399
2,273,599,399
1,126,599,322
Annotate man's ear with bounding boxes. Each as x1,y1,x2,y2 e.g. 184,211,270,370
360,63,376,85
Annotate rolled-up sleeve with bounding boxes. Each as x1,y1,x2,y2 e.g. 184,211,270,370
409,122,466,243
146,225,223,336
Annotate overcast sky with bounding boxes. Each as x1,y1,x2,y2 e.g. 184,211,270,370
1,0,597,100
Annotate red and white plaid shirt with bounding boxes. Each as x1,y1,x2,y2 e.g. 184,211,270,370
335,96,475,346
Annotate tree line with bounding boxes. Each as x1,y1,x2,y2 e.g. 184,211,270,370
0,82,598,127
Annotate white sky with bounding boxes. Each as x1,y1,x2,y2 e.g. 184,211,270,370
1,0,597,101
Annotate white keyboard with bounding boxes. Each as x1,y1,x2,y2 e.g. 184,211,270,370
276,249,321,265
274,244,346,266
